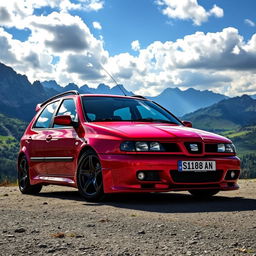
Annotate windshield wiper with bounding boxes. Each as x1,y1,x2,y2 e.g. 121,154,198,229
135,118,178,124
93,118,114,122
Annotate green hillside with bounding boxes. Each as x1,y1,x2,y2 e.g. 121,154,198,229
0,113,27,182
220,126,256,179
221,126,256,155
183,95,256,132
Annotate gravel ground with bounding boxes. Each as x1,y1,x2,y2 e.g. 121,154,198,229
0,180,256,256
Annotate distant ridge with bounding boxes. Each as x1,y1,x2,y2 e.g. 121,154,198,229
183,95,256,131
148,87,228,117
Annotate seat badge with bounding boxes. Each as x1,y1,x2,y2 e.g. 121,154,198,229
190,143,199,152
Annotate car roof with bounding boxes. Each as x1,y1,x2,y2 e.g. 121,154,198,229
35,91,148,112
80,94,147,100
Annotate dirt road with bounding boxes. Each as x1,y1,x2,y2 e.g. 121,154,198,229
1,180,256,256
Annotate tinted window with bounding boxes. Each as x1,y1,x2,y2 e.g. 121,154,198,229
54,99,78,128
34,101,59,128
113,107,131,120
82,96,181,124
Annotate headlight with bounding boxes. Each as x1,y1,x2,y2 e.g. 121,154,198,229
217,143,236,153
120,141,164,152
149,142,161,151
120,141,135,151
135,142,149,151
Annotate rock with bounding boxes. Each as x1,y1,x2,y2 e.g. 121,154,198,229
43,202,48,205
86,224,96,227
31,230,40,234
137,230,145,235
3,194,8,196
6,234,15,238
39,244,47,248
14,228,26,233
188,240,198,245
47,249,56,253
232,242,239,247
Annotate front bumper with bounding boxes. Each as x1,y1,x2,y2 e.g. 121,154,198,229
99,154,240,193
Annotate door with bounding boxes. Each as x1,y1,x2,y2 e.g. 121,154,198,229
29,101,60,176
44,98,79,177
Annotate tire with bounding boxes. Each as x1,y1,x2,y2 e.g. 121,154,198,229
77,150,104,202
18,155,42,194
188,189,220,198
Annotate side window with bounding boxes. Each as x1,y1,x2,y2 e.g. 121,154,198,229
54,99,77,128
34,101,59,128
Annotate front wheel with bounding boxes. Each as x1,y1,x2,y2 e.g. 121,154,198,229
188,189,220,198
18,155,42,194
77,150,104,202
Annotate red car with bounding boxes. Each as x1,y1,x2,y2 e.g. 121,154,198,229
18,91,240,201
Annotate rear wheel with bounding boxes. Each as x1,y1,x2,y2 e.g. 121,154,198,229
18,155,42,194
188,189,220,198
77,150,104,202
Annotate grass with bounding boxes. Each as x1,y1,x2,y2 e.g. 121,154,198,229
0,179,17,187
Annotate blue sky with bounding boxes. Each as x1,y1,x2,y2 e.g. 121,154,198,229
0,0,256,96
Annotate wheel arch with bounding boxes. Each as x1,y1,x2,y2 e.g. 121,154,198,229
74,145,98,184
17,152,27,171
77,145,98,163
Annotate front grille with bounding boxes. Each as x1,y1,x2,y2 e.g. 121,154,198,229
170,170,223,183
161,143,181,152
205,144,218,153
184,142,202,154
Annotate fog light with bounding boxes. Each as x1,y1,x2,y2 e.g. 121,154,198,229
137,171,145,180
230,171,236,179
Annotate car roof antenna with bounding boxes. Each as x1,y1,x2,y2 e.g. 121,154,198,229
100,64,127,96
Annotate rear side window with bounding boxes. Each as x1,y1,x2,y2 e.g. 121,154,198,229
54,99,77,128
34,101,59,128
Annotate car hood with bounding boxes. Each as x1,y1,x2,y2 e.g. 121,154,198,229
86,122,231,143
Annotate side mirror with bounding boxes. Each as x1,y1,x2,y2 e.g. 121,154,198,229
182,120,192,128
54,115,73,126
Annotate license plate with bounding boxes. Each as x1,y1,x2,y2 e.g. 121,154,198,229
178,161,216,172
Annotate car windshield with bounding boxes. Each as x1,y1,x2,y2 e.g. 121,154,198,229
82,96,182,125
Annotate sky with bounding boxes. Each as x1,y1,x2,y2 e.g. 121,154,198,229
0,0,256,96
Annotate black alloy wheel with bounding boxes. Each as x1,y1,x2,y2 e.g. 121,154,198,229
18,155,42,194
77,150,104,201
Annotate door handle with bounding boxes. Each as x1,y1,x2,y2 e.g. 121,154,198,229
26,136,32,143
46,135,52,142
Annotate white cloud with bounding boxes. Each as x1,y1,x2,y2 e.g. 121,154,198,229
245,19,255,27
0,0,104,28
84,0,104,11
209,4,224,18
0,10,108,86
131,40,140,51
105,28,256,96
92,21,102,30
156,0,224,25
30,12,92,52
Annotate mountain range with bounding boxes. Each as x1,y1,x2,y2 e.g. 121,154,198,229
0,62,235,121
148,87,228,117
